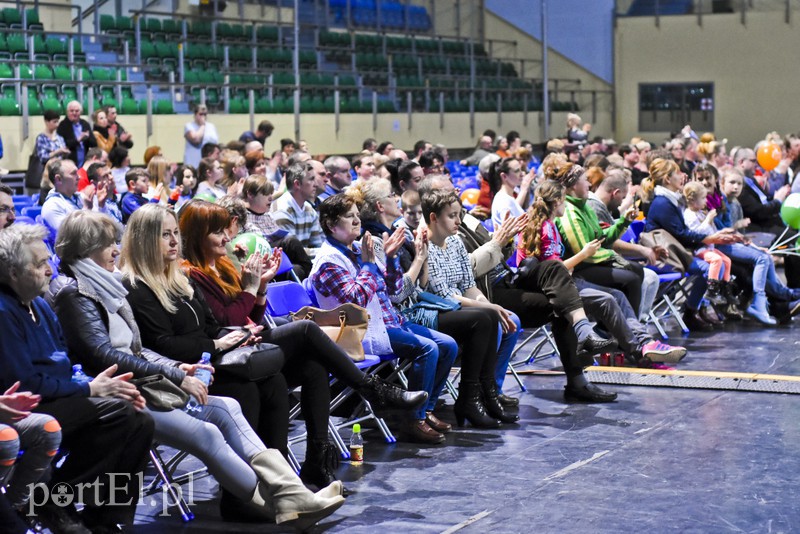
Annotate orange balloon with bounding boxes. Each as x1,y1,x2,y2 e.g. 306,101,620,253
460,188,480,206
757,142,782,172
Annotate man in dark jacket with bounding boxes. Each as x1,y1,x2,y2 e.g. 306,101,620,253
56,101,97,167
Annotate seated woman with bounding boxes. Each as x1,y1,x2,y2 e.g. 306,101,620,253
47,210,345,527
196,157,228,201
488,157,534,230
422,186,619,403
122,204,423,488
177,200,427,464
309,192,459,441
353,179,498,430
519,180,686,365
240,174,312,279
644,158,741,331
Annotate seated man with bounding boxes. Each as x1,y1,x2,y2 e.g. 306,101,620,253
273,163,323,249
0,224,154,533
41,159,113,240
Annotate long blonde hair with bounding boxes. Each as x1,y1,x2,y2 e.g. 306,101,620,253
520,180,565,259
119,203,192,313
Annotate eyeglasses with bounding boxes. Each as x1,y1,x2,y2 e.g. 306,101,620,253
0,206,15,214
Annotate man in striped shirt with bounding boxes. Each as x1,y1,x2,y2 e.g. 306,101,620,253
273,162,323,248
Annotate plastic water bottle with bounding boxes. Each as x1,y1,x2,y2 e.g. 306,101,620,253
185,352,212,414
71,364,91,384
349,424,363,466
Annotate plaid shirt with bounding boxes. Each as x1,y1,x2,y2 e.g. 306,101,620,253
273,193,323,248
427,235,476,298
244,209,281,239
312,237,405,328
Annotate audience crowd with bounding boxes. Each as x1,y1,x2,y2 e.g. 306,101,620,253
2,104,800,533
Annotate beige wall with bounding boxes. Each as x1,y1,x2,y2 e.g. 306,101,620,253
615,11,800,148
0,108,613,171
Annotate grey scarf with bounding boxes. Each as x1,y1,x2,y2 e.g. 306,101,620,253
71,258,143,355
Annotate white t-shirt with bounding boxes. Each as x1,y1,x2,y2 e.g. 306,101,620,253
183,121,219,168
491,188,524,229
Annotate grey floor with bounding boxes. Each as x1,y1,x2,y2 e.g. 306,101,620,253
131,317,800,533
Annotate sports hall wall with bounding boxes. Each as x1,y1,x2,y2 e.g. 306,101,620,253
0,1,613,171
615,10,800,146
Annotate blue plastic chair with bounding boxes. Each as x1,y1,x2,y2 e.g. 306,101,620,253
21,206,42,219
266,280,312,317
274,250,301,283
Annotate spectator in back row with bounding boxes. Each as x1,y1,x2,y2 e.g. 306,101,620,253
460,135,493,166
273,163,323,249
320,155,352,201
104,105,133,149
184,105,218,168
57,101,96,167
239,120,274,145
0,184,14,229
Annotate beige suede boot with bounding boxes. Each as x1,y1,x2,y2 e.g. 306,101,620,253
249,449,345,530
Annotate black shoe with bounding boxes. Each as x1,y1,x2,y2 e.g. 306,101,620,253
357,375,428,413
497,394,519,407
564,383,618,403
35,502,92,534
299,439,340,489
683,309,713,332
453,381,501,428
480,380,519,423
576,333,617,365
700,304,723,325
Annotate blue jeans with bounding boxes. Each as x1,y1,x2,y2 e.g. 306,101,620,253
718,243,794,300
687,258,710,309
386,324,458,420
495,312,522,390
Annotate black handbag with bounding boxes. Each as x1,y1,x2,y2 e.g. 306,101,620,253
130,374,189,411
24,153,44,189
214,342,285,381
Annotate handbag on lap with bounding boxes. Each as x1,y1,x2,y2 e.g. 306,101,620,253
291,303,369,361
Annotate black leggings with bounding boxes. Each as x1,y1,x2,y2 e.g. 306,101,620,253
574,260,644,316
513,259,585,316
436,308,498,383
262,320,367,442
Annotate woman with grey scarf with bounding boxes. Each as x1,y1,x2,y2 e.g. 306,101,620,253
45,210,344,529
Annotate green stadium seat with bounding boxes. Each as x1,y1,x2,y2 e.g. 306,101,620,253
34,65,53,80
18,64,32,79
41,97,62,113
154,99,173,114
62,86,78,102
45,37,68,56
25,9,42,29
162,19,181,36
2,8,22,26
116,16,133,33
146,18,162,34
100,14,116,32
0,64,12,79
0,98,19,115
139,40,157,60
121,98,140,115
257,26,278,42
229,98,246,113
254,98,272,113
7,34,26,54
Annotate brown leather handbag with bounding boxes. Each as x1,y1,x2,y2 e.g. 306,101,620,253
291,303,369,361
638,229,694,274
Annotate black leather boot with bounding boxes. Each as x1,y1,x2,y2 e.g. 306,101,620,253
299,439,340,489
480,379,519,424
453,381,500,428
356,374,428,413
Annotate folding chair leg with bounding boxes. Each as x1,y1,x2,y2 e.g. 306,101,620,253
147,449,194,522
648,309,669,340
328,419,350,459
663,295,690,334
506,361,527,392
444,377,458,400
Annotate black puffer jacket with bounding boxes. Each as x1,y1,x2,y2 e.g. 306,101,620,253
46,273,186,387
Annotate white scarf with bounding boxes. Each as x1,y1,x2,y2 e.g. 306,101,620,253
71,258,128,314
654,185,682,208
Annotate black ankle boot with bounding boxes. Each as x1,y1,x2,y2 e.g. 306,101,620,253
356,375,428,413
706,279,727,306
299,439,340,489
453,381,500,428
480,380,519,424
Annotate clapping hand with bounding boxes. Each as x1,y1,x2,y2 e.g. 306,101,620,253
0,382,40,423
89,365,146,411
383,227,407,258
260,247,283,285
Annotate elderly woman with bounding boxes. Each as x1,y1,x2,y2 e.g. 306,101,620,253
46,210,344,526
178,199,426,467
310,191,463,441
0,224,153,533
